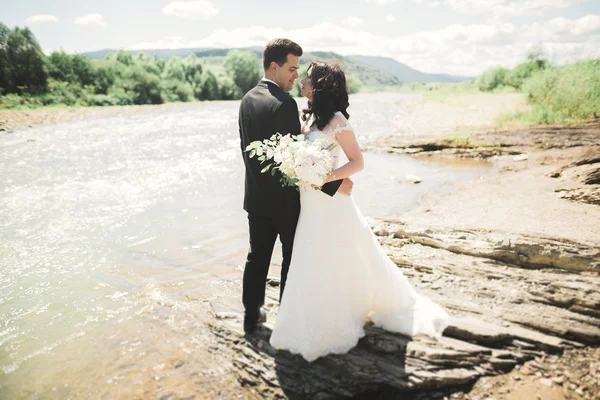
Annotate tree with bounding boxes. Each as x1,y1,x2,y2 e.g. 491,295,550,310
1,25,48,94
0,23,11,94
46,51,95,86
135,52,162,76
527,47,547,64
161,56,186,81
119,65,163,104
197,69,219,100
184,53,203,84
92,60,121,94
224,50,261,95
174,82,194,102
70,55,95,86
477,66,509,92
106,50,134,66
217,74,243,100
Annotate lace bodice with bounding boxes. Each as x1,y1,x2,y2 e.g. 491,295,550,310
301,111,353,169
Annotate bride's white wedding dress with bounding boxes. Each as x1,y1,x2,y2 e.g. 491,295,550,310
269,112,450,362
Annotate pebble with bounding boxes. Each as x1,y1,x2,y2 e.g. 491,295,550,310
405,174,422,184
552,376,564,385
540,378,553,387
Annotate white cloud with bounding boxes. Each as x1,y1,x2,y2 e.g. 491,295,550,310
162,0,219,20
415,0,590,17
127,14,600,76
26,15,60,24
543,14,600,37
342,17,364,27
366,0,398,5
386,15,397,22
75,14,106,27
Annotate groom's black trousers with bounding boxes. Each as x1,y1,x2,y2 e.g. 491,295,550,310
243,211,299,317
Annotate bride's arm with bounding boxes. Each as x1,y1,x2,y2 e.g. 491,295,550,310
323,129,364,183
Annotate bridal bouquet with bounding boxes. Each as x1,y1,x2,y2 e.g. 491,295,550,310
246,133,336,188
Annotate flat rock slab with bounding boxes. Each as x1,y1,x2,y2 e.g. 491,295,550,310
207,222,599,398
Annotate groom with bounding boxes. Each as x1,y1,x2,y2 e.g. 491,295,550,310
238,38,353,334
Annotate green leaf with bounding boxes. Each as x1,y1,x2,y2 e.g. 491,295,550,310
258,156,265,161
249,149,256,158
261,164,272,173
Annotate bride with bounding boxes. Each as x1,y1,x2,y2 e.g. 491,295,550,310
269,61,450,362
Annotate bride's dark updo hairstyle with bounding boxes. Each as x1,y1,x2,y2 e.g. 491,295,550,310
301,61,350,131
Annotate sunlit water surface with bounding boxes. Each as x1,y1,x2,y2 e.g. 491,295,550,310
0,94,490,398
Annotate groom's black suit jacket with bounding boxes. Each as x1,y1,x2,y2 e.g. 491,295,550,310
239,80,342,216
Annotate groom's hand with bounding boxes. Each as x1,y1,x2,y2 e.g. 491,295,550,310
337,178,354,196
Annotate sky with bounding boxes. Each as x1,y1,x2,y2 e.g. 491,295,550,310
2,0,600,76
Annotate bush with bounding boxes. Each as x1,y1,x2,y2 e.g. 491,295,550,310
174,82,194,102
410,82,426,91
524,59,600,121
506,60,550,90
346,75,362,94
87,94,120,106
107,87,134,105
0,93,26,108
45,79,82,106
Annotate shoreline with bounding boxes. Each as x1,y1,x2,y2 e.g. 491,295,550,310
360,114,600,399
206,97,599,399
0,101,234,133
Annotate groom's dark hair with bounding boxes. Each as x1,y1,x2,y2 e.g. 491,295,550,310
263,39,303,71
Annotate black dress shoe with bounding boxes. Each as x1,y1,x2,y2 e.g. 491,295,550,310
244,309,266,334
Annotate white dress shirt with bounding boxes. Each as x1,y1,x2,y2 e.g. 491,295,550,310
261,77,280,88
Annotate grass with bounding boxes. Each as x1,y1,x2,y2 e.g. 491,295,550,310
440,129,495,148
0,103,88,112
496,59,600,127
495,108,595,130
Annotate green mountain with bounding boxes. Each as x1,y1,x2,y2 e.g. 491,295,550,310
81,47,471,86
83,47,256,59
348,55,474,83
299,51,401,87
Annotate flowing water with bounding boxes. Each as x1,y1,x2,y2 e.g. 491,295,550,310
0,93,490,398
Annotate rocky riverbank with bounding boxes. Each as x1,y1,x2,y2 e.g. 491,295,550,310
206,96,599,399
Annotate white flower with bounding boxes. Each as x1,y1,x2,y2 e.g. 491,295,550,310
250,131,336,188
295,159,323,186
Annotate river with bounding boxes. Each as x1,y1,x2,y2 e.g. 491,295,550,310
0,93,490,398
